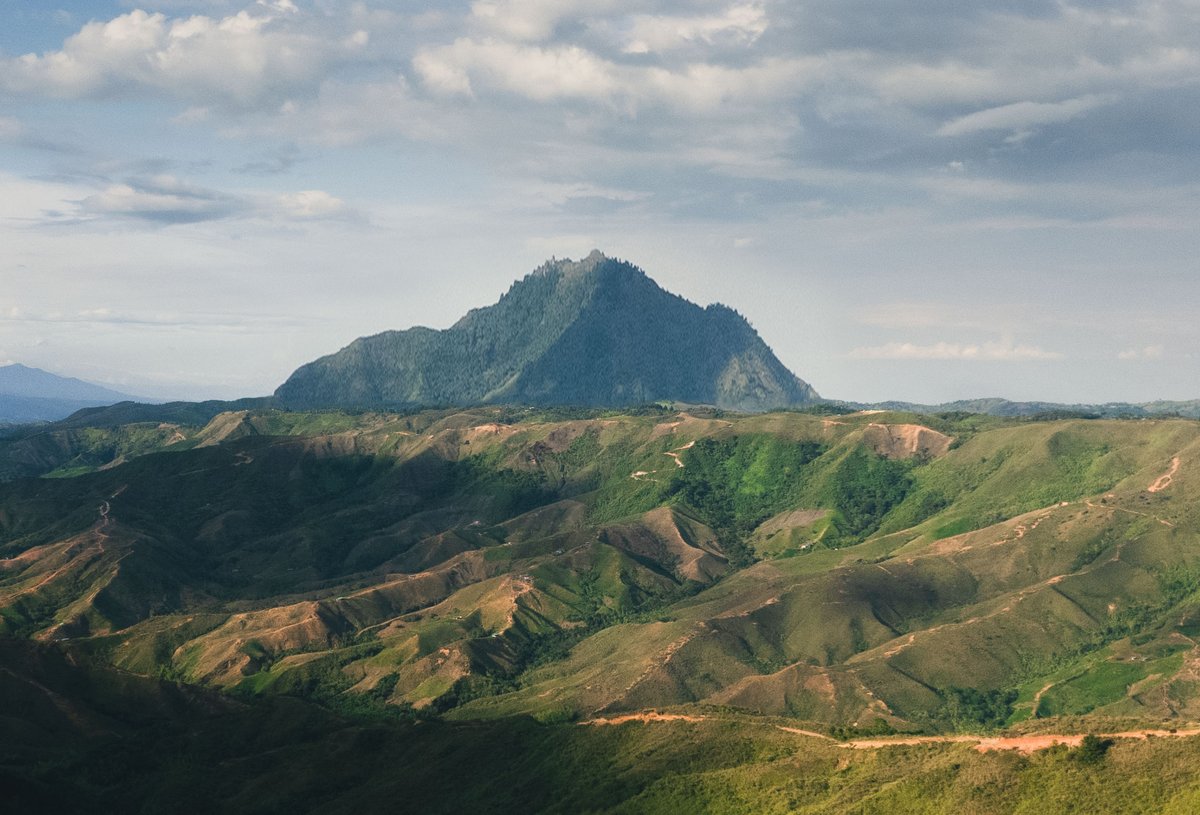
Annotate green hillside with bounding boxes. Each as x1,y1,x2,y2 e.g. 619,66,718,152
6,637,1200,814
275,252,818,412
3,405,1200,810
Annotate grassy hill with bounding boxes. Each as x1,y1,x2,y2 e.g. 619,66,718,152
6,637,1200,814
2,405,1200,810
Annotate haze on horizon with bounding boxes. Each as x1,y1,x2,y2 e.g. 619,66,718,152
1,1,1197,406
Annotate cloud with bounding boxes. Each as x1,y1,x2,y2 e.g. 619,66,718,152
15,172,353,226
523,181,649,206
848,340,1064,361
1117,345,1165,360
275,190,349,219
415,38,619,101
414,37,818,112
0,7,363,108
937,95,1115,137
76,175,250,224
468,0,624,42
619,4,769,54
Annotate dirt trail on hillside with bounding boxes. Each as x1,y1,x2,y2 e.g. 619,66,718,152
1085,500,1174,528
871,564,1073,661
504,574,535,628
582,712,708,726
1148,456,1181,493
96,502,111,540
4,541,105,601
776,726,837,740
608,627,704,707
630,441,695,479
580,713,1200,753
663,440,694,469
1031,681,1059,715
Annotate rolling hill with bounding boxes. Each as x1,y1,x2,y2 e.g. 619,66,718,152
3,403,1200,811
275,252,819,413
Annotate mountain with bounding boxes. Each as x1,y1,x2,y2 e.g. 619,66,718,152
276,252,818,412
0,364,143,424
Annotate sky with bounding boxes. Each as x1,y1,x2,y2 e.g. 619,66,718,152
1,0,1197,404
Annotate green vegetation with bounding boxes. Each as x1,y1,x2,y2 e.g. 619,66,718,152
3,404,1200,811
1073,734,1114,764
7,640,1200,815
828,448,914,538
939,687,1018,730
667,435,826,564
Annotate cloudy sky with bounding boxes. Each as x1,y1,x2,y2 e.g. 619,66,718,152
2,0,1197,403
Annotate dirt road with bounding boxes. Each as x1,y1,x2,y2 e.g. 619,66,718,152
580,713,1200,753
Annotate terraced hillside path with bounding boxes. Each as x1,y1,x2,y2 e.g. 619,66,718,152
581,713,1200,753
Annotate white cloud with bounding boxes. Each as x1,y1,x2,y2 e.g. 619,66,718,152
4,171,352,227
621,4,768,54
276,190,348,219
1117,345,1165,360
415,38,620,102
414,38,818,112
77,175,249,224
0,7,355,107
848,340,1064,361
937,95,1114,137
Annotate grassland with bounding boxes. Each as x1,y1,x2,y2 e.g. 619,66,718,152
2,405,1200,810
6,636,1200,815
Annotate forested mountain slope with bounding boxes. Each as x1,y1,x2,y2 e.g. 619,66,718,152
275,252,818,412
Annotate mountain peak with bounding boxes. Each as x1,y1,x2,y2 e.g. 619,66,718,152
276,255,818,412
531,250,641,281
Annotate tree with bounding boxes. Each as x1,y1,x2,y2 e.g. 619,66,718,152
1073,734,1113,764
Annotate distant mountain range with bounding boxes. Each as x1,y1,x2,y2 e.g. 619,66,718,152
0,364,143,424
275,251,819,413
857,397,1200,420
6,253,1198,428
